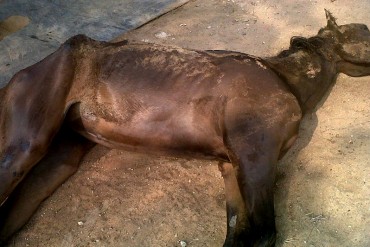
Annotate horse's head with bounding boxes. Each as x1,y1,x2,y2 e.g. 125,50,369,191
319,10,370,77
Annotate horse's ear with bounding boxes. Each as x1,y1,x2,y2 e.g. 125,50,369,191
325,9,339,30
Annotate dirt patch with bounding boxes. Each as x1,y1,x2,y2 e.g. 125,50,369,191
6,0,370,247
0,16,29,41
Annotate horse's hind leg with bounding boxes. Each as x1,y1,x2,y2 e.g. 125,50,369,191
0,126,94,244
0,38,77,203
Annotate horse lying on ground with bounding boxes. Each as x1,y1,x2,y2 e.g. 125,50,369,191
0,10,369,246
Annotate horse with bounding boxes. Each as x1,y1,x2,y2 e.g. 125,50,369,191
0,10,369,246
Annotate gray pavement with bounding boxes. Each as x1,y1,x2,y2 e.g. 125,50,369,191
0,0,188,86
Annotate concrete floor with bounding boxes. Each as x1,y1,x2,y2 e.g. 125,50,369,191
0,0,188,87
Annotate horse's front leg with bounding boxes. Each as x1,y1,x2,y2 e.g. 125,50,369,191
222,112,283,246
218,161,247,246
223,134,279,247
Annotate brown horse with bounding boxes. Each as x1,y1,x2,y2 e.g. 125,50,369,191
0,10,369,246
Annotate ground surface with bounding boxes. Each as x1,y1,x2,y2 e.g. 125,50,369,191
0,0,188,87
4,0,370,246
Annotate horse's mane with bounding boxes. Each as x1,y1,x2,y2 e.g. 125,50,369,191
276,36,326,58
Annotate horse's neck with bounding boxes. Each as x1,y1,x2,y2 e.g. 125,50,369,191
265,49,337,113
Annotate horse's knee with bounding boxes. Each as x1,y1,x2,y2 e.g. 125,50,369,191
19,139,46,156
4,138,48,168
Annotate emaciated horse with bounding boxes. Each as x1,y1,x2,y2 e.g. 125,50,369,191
0,10,369,246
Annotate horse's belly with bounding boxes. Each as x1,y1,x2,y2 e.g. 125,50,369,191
66,102,228,160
